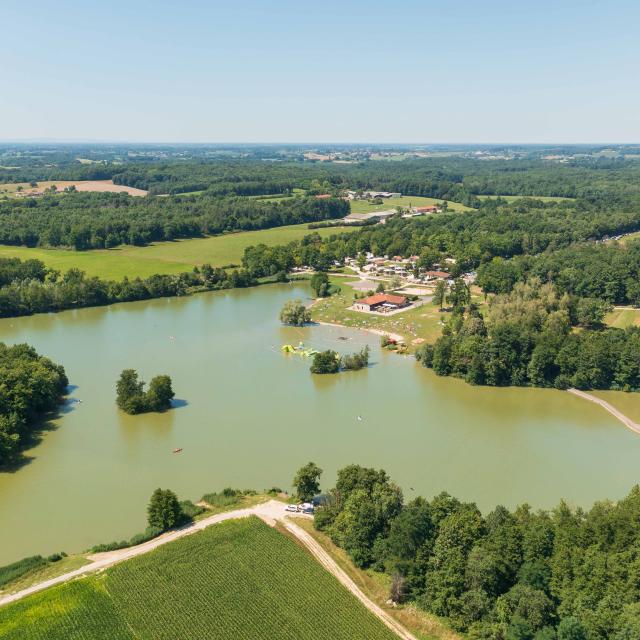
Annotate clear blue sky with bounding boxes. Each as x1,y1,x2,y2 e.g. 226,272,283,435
2,0,638,143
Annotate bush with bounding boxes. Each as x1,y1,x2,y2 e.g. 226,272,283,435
129,526,163,546
310,350,340,374
90,526,164,553
179,500,205,521
201,488,244,508
46,552,66,563
0,555,48,587
341,346,370,371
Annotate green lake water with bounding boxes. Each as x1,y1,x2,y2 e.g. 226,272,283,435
1,283,639,564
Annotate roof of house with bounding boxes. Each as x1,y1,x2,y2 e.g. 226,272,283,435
314,194,332,199
415,205,438,212
425,270,450,278
359,293,407,306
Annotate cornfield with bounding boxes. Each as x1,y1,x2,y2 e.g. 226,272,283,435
0,517,397,640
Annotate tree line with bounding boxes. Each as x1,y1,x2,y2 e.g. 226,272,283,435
242,198,640,280
416,279,640,391
309,463,640,639
0,193,348,249
0,257,255,318
479,240,640,306
0,342,68,466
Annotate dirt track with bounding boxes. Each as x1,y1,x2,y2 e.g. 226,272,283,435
0,500,416,640
568,388,640,435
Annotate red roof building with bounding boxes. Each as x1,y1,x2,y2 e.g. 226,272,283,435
415,205,438,213
353,293,408,313
314,194,332,199
424,270,450,280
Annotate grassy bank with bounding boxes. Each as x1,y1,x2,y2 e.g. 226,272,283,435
0,223,356,281
0,518,398,640
311,277,484,350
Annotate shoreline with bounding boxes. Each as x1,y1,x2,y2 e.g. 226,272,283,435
568,388,640,435
314,319,405,344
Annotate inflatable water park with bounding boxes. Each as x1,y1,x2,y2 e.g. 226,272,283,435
281,342,320,358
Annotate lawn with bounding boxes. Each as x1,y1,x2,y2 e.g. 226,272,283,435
0,223,356,281
0,518,398,640
349,196,473,214
311,277,484,350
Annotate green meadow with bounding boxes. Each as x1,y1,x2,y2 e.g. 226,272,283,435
349,195,473,213
0,223,355,281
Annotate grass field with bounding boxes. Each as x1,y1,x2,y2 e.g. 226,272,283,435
0,518,398,640
0,223,356,280
475,194,573,202
605,307,640,329
311,277,484,349
349,196,473,214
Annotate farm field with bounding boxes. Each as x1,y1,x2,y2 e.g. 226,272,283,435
475,194,573,202
0,223,355,280
0,517,398,640
0,180,147,197
349,195,473,213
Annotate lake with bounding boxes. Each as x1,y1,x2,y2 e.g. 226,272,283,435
1,283,639,564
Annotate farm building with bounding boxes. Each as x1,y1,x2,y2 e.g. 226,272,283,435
424,270,451,281
413,205,439,213
343,210,396,224
353,293,408,313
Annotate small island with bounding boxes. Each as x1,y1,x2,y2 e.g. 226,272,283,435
116,369,175,415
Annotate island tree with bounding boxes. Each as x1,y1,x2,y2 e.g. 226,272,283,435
310,350,340,374
279,299,311,326
116,369,175,415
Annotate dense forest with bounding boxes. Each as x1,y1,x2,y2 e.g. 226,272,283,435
416,279,640,391
0,194,348,249
479,242,640,305
315,464,640,639
0,343,68,465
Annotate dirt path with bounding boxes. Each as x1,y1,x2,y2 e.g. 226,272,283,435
568,388,640,435
0,501,416,640
281,519,417,640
